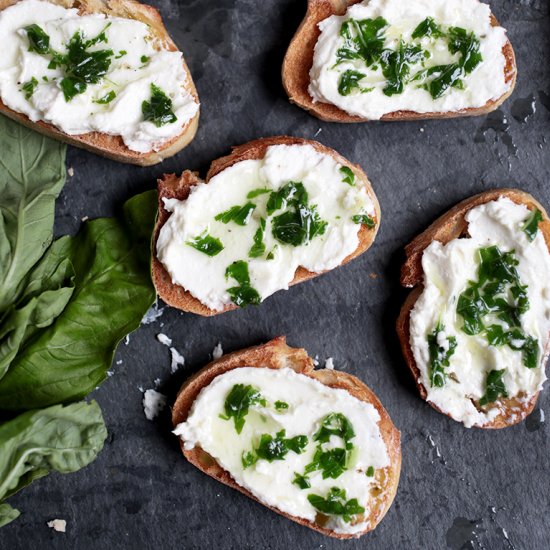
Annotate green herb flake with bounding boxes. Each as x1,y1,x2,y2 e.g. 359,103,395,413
307,487,365,523
225,261,261,307
243,430,308,468
338,69,371,96
115,50,127,59
94,90,116,104
266,246,277,260
186,233,224,256
412,17,444,39
381,41,425,96
222,384,266,434
479,369,508,406
275,400,289,411
142,83,177,127
522,209,543,242
25,24,50,54
215,202,256,226
339,166,356,186
336,17,388,66
248,219,266,259
293,473,311,490
21,77,38,100
141,55,150,63
351,213,375,228
366,466,375,477
247,188,271,199
427,322,457,388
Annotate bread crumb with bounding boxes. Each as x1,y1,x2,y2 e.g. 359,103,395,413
81,216,89,222
325,358,335,370
68,167,74,177
369,272,377,279
142,389,167,420
212,342,223,360
170,347,184,373
156,333,172,346
47,519,66,533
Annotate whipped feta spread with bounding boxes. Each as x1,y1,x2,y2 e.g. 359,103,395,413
0,0,199,153
410,198,550,427
309,0,510,119
174,367,390,535
156,143,376,311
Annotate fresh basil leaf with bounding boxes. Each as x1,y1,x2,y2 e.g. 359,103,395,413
293,473,311,489
412,17,444,39
0,115,66,311
222,384,266,434
60,77,87,102
381,41,425,96
338,69,370,96
0,401,107,526
479,369,508,406
339,166,355,186
21,77,38,100
187,233,224,256
225,261,261,307
243,430,308,467
337,17,388,67
249,218,266,258
0,503,20,528
447,27,482,73
0,192,157,410
313,412,355,445
266,181,307,215
351,213,375,228
247,188,271,199
307,487,365,523
142,83,177,127
24,24,50,54
486,324,507,346
94,91,116,104
215,202,256,226
424,63,464,99
522,209,543,242
272,204,327,247
226,260,251,286
427,322,457,387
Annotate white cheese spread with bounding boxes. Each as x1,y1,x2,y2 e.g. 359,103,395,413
309,0,510,119
174,367,391,535
410,198,550,427
156,143,376,311
0,0,199,153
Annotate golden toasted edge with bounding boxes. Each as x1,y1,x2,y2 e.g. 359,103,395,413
152,135,381,316
171,337,401,539
397,189,550,428
0,0,199,166
282,0,517,122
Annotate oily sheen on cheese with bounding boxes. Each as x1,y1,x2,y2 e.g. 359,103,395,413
156,143,375,311
0,0,198,153
409,198,550,427
174,367,390,535
309,0,510,119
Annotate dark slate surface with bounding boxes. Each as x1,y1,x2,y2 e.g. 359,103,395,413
1,0,549,549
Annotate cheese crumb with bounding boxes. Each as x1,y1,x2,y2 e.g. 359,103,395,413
156,333,172,346
142,389,167,420
212,342,223,360
325,358,335,370
170,347,184,373
68,167,74,177
47,519,66,533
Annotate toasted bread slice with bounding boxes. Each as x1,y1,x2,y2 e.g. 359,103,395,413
282,0,517,122
0,0,199,166
397,189,550,428
152,135,381,316
172,336,401,539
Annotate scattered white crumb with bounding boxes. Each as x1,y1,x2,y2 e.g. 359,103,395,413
141,302,165,325
107,370,114,377
170,347,184,373
138,385,144,392
142,389,167,420
124,334,130,346
156,333,172,346
115,360,122,365
313,355,319,366
154,378,161,387
420,128,425,133
325,358,335,370
68,167,74,177
313,128,322,138
47,519,66,533
212,342,223,360
81,216,89,222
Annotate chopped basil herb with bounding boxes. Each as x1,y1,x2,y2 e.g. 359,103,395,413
215,202,256,226
522,208,543,242
421,63,464,99
447,27,482,73
479,369,508,406
266,181,307,215
366,466,375,477
427,322,457,388
115,50,127,59
242,429,308,467
275,400,289,411
94,90,116,104
266,246,277,260
339,166,355,186
141,55,150,63
307,487,365,523
24,24,50,54
457,246,538,369
21,77,38,100
338,69,372,96
186,232,224,256
222,384,266,434
293,473,311,489
336,17,388,66
142,83,177,127
225,261,261,307
248,218,267,258
380,41,425,96
351,213,375,228
247,188,271,199
412,17,444,39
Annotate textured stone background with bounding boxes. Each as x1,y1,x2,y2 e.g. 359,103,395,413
1,0,549,549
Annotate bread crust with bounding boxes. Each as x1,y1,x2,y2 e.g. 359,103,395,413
0,0,199,165
397,189,550,428
172,337,401,539
152,135,381,316
282,0,517,122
